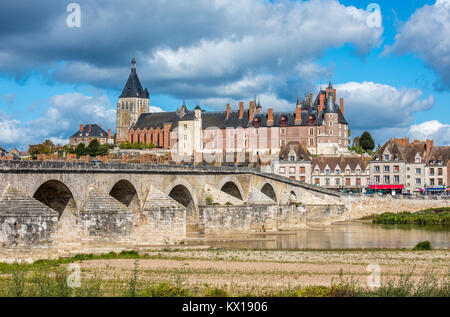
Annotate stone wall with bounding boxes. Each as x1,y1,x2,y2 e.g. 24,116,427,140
343,196,450,220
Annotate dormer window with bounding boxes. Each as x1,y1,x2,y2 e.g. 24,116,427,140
308,115,315,125
289,156,295,162
437,160,442,165
280,116,287,126
394,156,398,160
254,118,260,128
429,160,434,165
384,155,389,161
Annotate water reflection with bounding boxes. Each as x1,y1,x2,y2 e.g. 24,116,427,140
188,223,449,250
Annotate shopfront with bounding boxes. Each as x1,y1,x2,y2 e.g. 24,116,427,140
425,187,447,196
369,185,404,196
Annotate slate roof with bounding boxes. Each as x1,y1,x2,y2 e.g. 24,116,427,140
119,60,149,99
70,124,109,139
133,112,179,130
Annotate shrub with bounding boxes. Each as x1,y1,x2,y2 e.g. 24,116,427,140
413,241,432,251
205,195,214,205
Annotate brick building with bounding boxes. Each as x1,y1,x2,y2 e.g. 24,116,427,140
116,59,349,159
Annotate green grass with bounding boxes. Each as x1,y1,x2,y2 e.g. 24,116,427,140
372,207,450,225
0,267,448,297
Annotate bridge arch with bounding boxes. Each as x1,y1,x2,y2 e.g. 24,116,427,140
218,177,245,201
168,183,197,231
109,179,141,214
260,183,278,202
33,180,78,217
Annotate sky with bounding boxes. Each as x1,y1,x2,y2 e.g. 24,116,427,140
0,0,449,150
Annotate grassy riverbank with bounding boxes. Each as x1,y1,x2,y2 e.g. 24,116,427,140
0,249,448,297
364,207,450,225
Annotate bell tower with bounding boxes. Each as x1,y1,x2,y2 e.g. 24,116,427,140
116,58,150,144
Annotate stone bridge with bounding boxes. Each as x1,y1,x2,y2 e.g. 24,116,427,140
0,161,344,249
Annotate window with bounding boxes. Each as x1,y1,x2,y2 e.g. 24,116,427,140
281,128,286,134
300,176,306,182
384,176,390,184
184,124,187,131
438,168,443,176
438,178,443,185
437,160,442,165
374,166,380,173
254,118,260,128
280,139,286,146
430,168,435,176
309,139,314,146
415,168,421,174
325,178,330,185
280,116,287,126
290,167,296,174
329,130,333,135
346,178,351,186
336,179,340,186
384,155,390,161
300,167,306,174
289,156,295,162
375,176,380,183
394,176,399,183
430,179,435,186
415,179,421,185
315,178,320,185
429,160,435,165
356,178,361,186
308,115,315,125
279,167,285,174
336,169,341,174
394,165,400,173
325,169,330,175
309,128,314,136
384,166,390,173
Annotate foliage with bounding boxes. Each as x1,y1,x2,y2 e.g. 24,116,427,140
68,139,112,158
119,142,155,150
359,131,375,152
413,241,432,251
205,195,214,205
28,140,60,157
372,208,450,226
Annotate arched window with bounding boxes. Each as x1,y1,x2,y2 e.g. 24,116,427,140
280,116,287,126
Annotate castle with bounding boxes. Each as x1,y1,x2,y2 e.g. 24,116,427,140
116,59,349,157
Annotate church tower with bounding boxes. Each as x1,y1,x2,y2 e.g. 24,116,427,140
116,58,150,144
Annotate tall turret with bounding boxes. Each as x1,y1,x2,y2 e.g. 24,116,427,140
116,58,150,144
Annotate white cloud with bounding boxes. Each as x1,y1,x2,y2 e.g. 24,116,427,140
335,81,434,130
409,120,450,145
0,92,117,150
385,0,450,89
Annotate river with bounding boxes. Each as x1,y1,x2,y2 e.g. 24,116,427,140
186,222,449,250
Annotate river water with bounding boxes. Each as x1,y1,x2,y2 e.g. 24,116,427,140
187,222,449,250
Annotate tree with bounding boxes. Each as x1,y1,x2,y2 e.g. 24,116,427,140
75,143,86,157
359,131,375,152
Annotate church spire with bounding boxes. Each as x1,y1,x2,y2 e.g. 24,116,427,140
131,57,136,72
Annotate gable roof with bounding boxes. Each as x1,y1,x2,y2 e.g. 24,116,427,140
70,124,109,139
312,156,369,172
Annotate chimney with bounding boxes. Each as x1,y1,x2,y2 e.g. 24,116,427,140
99,124,101,129
226,103,231,120
249,101,255,120
309,93,313,106
180,106,185,118
89,124,91,133
340,98,344,115
80,124,84,132
108,129,112,139
333,89,336,100
239,102,244,119
319,94,325,113
426,139,434,157
295,107,301,125
267,108,274,126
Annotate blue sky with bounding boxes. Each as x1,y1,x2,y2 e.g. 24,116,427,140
0,0,449,150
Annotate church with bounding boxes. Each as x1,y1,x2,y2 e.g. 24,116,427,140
116,59,349,158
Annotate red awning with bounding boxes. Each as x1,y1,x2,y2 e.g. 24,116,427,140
369,185,404,190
